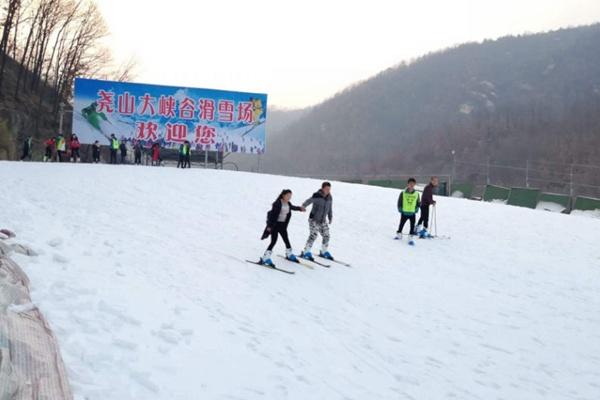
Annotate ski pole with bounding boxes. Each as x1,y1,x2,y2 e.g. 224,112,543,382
433,204,437,237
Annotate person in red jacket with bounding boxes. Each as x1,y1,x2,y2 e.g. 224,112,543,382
70,134,81,162
151,143,161,166
44,137,55,162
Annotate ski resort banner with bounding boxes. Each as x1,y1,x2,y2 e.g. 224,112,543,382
73,78,268,154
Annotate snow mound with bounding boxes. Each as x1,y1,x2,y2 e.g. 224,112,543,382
0,162,599,400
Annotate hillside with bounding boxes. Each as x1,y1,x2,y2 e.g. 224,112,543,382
261,24,600,184
1,162,599,399
0,55,69,160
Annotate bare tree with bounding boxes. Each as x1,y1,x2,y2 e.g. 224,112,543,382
0,0,21,92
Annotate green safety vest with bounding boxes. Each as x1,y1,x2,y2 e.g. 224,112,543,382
401,190,420,214
111,138,119,150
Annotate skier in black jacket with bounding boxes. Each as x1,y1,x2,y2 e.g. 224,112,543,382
20,136,32,161
260,189,305,266
92,141,101,163
417,176,438,237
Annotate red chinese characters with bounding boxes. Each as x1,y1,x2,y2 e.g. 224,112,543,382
218,100,234,122
117,92,135,115
97,90,115,113
198,99,215,121
179,98,196,120
165,123,188,143
138,93,156,116
158,95,176,118
194,125,216,145
136,121,159,141
237,101,254,123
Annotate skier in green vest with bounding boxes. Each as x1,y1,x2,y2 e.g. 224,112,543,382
395,177,420,244
109,134,119,164
183,140,191,168
56,134,66,162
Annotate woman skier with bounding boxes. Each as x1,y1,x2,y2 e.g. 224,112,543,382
70,134,81,162
260,189,305,266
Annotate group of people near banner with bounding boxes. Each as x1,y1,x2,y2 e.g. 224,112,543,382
257,177,440,266
38,134,81,163
25,133,195,168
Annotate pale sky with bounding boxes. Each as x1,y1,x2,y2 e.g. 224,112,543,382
96,0,600,109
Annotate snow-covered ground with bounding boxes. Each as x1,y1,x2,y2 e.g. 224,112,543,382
1,162,599,400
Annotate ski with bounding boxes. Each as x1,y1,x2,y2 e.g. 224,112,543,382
245,260,295,274
317,256,351,267
277,255,315,269
298,256,331,268
432,235,451,240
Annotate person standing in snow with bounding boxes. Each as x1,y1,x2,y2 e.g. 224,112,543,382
92,140,101,163
69,134,81,162
183,140,191,168
44,137,55,162
133,141,142,165
416,176,438,238
259,189,306,266
56,134,66,162
20,136,33,161
395,178,420,241
109,134,119,164
177,142,186,168
151,143,161,166
119,141,128,164
300,181,334,261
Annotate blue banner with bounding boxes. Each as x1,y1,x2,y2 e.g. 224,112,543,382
73,78,267,154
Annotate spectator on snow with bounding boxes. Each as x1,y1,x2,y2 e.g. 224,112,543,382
44,137,55,162
70,134,81,162
56,134,66,162
92,140,101,163
120,141,128,164
109,134,119,164
20,136,33,161
151,143,161,166
134,141,142,165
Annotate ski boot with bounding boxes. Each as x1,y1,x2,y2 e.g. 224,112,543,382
418,228,428,239
286,248,299,263
260,250,274,266
395,233,403,240
300,250,314,261
320,251,334,260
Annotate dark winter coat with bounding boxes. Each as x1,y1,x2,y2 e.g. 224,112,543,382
302,190,333,224
261,200,302,240
421,183,435,207
92,144,100,158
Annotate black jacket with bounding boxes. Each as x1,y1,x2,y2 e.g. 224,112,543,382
261,200,302,239
421,184,435,207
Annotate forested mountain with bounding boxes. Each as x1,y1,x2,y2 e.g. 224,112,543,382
260,24,600,188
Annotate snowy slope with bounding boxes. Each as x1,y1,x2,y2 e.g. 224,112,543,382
1,162,599,400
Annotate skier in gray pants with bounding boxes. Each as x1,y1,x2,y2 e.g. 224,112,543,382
300,182,334,261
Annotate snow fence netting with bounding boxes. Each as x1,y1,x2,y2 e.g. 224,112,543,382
0,253,73,400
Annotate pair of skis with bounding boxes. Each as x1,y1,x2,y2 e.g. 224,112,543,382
245,254,351,274
284,254,352,268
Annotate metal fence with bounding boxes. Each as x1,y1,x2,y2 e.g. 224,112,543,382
453,158,600,199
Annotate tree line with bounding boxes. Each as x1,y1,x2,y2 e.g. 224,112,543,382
0,0,135,115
